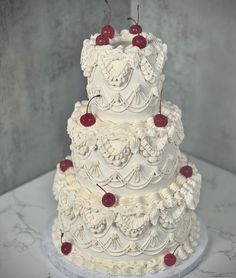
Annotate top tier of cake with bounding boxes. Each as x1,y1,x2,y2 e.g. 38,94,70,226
81,30,167,123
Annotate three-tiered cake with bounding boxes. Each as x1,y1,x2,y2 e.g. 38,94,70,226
52,28,201,276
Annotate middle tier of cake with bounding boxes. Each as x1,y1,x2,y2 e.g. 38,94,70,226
68,100,184,196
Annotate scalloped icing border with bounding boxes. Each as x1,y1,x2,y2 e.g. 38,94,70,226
74,152,178,189
53,153,201,208
87,83,162,113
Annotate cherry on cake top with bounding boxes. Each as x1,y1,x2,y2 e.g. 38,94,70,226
95,34,109,46
101,25,115,39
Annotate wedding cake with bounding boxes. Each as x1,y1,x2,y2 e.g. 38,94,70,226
52,19,201,276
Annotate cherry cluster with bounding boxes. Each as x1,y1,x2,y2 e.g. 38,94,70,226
96,2,147,49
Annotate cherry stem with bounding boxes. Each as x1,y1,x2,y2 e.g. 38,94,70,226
96,183,107,194
86,94,101,114
61,233,64,244
137,5,140,24
127,5,140,25
105,0,111,25
159,88,163,114
173,244,181,255
127,17,137,25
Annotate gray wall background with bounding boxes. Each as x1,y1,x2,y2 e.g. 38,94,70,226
0,0,129,195
0,0,236,195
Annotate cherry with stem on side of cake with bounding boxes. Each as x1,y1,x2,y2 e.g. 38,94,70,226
60,233,72,256
164,245,180,267
153,89,168,127
101,0,115,39
96,183,117,207
180,165,193,178
127,5,142,34
80,94,101,127
59,159,73,172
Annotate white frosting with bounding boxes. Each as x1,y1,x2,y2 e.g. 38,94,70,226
67,100,184,195
81,30,167,123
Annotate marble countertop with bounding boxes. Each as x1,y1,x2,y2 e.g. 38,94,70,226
0,156,236,278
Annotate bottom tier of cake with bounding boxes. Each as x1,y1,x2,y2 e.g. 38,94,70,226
52,153,201,276
52,212,200,276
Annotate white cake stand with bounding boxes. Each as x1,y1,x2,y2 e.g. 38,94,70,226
41,215,208,278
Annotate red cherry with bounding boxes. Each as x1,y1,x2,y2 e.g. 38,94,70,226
129,24,142,34
180,165,193,178
80,94,100,127
153,114,168,127
96,34,109,45
60,159,73,172
102,192,116,207
61,242,72,255
101,25,115,39
80,113,96,127
164,253,176,266
132,35,147,49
